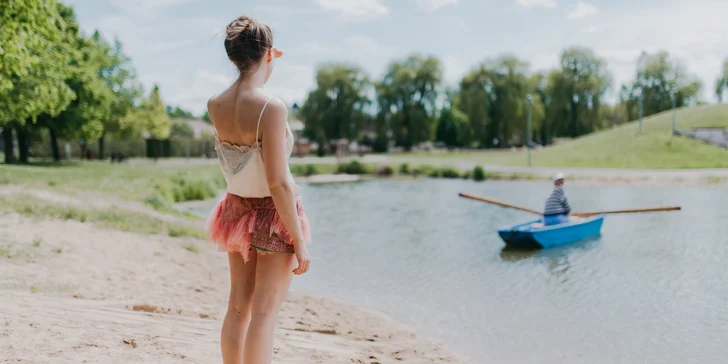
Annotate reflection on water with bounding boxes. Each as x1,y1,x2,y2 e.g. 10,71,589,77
193,179,728,363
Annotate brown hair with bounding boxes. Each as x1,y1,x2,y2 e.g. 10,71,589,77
224,15,273,76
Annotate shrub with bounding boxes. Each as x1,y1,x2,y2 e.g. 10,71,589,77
304,164,318,176
374,165,394,176
399,163,410,174
339,160,367,175
440,167,461,179
473,166,486,182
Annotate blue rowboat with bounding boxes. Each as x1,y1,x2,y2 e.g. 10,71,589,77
497,215,605,249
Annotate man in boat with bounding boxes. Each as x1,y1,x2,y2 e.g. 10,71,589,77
543,172,571,225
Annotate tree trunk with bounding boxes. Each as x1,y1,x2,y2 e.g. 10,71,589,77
2,128,15,164
570,99,579,138
48,127,61,162
16,126,29,164
98,133,105,160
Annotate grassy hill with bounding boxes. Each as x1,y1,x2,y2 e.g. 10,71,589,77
410,104,728,169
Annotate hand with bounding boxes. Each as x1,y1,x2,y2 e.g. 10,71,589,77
293,244,311,275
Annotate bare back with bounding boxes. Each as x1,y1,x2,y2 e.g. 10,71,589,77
208,86,273,145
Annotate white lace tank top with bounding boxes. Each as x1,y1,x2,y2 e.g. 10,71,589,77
213,97,299,198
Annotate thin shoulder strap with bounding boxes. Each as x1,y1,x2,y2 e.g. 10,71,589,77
256,96,276,141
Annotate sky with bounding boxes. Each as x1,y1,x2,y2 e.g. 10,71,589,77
64,0,728,115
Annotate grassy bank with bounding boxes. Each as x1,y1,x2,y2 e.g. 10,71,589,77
403,104,728,169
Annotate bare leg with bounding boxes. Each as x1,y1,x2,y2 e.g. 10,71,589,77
243,252,296,364
221,251,257,364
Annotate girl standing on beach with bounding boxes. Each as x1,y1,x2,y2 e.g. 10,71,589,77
206,14,312,364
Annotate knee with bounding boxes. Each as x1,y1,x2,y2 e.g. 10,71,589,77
228,297,253,317
251,292,287,318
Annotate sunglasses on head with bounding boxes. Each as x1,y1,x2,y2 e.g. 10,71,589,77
269,47,283,62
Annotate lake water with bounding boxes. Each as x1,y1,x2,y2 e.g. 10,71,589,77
189,179,728,364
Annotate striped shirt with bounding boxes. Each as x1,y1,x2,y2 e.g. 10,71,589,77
544,186,571,216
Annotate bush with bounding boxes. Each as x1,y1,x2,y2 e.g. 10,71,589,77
428,169,441,178
461,170,472,179
440,167,461,179
399,163,410,175
339,160,367,175
374,165,394,176
304,164,318,176
473,166,486,182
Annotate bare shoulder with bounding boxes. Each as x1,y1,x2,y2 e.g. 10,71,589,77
259,96,288,125
206,93,225,117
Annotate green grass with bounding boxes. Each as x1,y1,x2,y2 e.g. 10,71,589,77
404,104,728,169
0,161,224,212
0,194,206,239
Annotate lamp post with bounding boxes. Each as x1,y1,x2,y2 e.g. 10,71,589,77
637,51,646,135
292,103,300,156
636,88,643,135
671,88,677,135
526,94,532,167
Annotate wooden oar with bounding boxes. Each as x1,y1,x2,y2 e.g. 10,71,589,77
573,206,681,217
458,193,542,215
458,192,682,217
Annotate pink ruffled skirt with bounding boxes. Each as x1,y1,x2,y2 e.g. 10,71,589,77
206,193,311,262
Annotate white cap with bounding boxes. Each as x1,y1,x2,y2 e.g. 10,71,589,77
553,172,565,181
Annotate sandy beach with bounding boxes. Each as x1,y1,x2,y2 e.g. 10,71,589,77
0,187,471,364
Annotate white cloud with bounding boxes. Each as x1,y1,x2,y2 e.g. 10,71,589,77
585,25,597,33
568,2,598,20
313,0,388,19
415,0,458,12
517,0,556,9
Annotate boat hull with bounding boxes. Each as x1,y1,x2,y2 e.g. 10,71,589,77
498,215,604,249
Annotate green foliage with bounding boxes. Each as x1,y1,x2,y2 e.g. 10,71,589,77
0,194,205,238
300,64,372,149
436,92,471,147
0,0,76,126
440,167,461,179
376,55,442,150
473,166,486,181
621,51,703,119
136,85,172,139
546,47,610,139
337,160,367,175
399,163,410,174
167,106,195,119
304,164,318,176
201,111,212,124
170,122,195,139
714,59,728,103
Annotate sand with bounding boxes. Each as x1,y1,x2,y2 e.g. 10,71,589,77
0,209,471,364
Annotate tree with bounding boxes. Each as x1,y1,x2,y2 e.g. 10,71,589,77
546,47,610,138
170,122,195,138
136,85,171,139
0,0,76,163
621,51,702,119
300,64,371,153
456,55,542,147
95,34,141,160
201,111,212,124
376,55,442,150
716,59,728,103
167,106,195,119
40,5,118,162
435,90,470,147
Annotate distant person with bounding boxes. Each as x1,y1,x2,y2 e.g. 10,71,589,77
543,172,571,225
205,14,312,364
